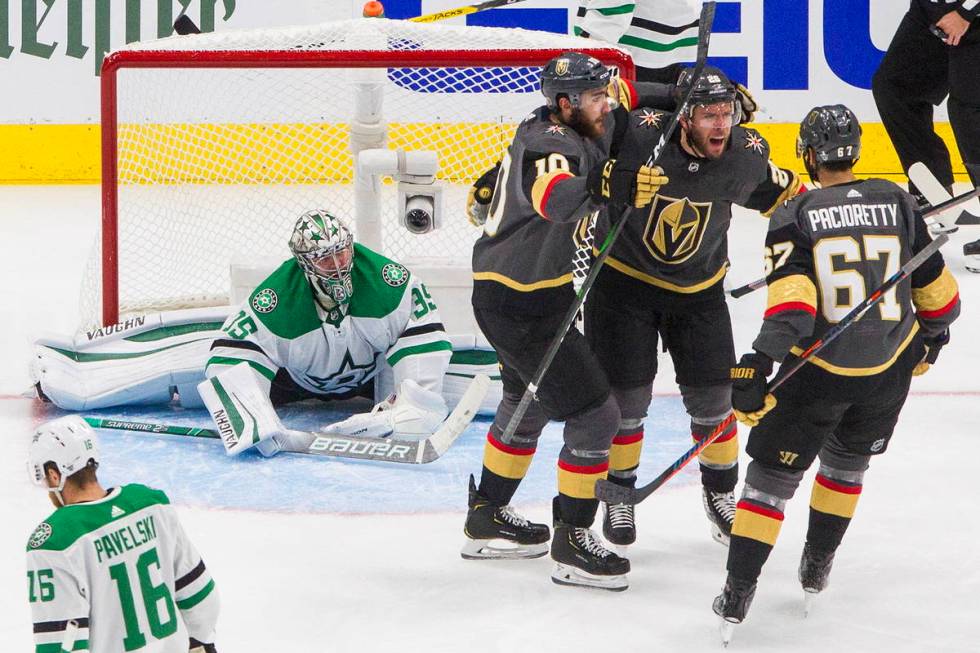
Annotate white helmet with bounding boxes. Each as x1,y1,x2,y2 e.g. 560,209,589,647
28,416,100,493
289,210,355,318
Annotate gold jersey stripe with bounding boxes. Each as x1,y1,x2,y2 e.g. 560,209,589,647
789,321,919,377
762,169,802,217
472,271,573,292
912,267,959,313
767,274,817,312
603,255,728,293
531,170,574,218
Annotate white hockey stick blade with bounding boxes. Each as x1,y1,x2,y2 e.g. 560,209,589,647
909,162,980,223
419,373,490,462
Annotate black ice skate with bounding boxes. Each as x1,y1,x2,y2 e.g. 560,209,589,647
964,239,980,274
712,575,757,647
461,475,550,560
551,519,630,591
799,543,836,616
702,488,736,546
602,476,637,549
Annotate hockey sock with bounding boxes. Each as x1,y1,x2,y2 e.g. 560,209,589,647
556,447,608,527
728,494,786,582
609,421,643,480
806,471,863,552
479,428,536,506
694,415,739,492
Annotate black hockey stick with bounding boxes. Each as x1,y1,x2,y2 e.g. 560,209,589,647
84,374,489,465
410,0,532,22
727,186,980,299
596,231,951,505
498,2,717,445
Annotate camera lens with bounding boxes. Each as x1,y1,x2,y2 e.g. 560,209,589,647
406,208,431,233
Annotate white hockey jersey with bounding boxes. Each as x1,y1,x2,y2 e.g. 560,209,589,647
25,484,219,653
205,243,452,399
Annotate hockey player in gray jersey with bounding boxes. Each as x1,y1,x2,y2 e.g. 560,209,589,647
712,105,960,640
463,52,668,590
197,209,453,457
585,66,803,549
26,415,220,652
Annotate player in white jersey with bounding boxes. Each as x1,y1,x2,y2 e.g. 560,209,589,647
26,415,219,653
197,209,454,456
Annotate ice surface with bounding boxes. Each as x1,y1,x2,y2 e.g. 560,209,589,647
1,186,977,652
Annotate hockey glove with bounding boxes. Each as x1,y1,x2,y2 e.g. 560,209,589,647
731,352,777,427
189,638,217,653
587,158,668,208
913,328,950,376
735,83,757,124
466,160,501,227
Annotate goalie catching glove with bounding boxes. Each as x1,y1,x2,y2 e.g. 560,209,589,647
587,158,668,209
466,161,501,227
320,379,449,439
913,328,950,376
731,352,777,427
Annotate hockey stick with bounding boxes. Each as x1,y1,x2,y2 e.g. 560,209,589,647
497,2,717,445
727,185,980,299
410,0,532,23
84,374,489,465
908,161,980,225
596,232,950,505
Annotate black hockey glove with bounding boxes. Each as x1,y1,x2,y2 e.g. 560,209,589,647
189,638,217,653
731,352,777,427
466,160,501,227
913,329,950,376
587,158,667,209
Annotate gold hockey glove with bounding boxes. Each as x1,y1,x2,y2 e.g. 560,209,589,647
588,158,668,209
731,352,776,426
466,160,501,227
735,83,758,124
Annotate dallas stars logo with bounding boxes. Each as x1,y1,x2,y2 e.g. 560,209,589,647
638,109,663,129
28,523,52,549
305,350,377,394
382,263,409,287
545,124,566,136
251,288,278,314
744,131,765,155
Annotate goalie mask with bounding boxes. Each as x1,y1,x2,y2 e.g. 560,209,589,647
28,415,100,503
289,210,355,315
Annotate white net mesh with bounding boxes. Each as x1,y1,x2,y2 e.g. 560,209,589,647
82,18,629,327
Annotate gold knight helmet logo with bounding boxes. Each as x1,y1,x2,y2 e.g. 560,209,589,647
642,195,713,264
555,58,570,76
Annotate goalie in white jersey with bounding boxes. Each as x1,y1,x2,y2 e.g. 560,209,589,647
25,415,220,653
197,210,454,456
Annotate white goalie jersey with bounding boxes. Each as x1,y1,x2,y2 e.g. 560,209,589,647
204,243,453,400
25,484,219,653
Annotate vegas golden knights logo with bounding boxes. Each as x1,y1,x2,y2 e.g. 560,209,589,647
555,59,570,76
642,195,713,264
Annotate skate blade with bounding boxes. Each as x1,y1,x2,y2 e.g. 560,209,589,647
802,589,818,618
550,563,628,591
460,538,548,560
710,524,731,547
719,618,736,647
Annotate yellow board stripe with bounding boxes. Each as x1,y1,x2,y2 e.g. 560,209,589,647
790,322,918,376
912,267,959,314
731,503,784,546
472,270,573,292
810,475,862,518
2,122,971,185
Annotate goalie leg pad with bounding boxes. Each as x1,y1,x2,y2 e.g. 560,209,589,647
197,363,288,457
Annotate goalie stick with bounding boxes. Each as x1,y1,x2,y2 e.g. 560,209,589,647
84,374,489,465
498,1,718,445
727,185,980,299
908,161,980,225
596,232,951,505
410,0,532,23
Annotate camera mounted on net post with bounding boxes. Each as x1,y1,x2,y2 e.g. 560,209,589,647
395,150,444,235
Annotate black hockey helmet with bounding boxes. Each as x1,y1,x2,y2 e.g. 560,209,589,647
541,52,613,109
796,105,862,163
675,65,737,112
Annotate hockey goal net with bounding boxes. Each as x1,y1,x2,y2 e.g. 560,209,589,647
83,18,632,328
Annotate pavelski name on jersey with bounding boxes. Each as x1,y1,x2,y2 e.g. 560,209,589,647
807,202,900,232
93,515,157,562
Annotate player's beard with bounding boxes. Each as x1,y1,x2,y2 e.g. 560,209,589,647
686,125,730,160
568,107,606,139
